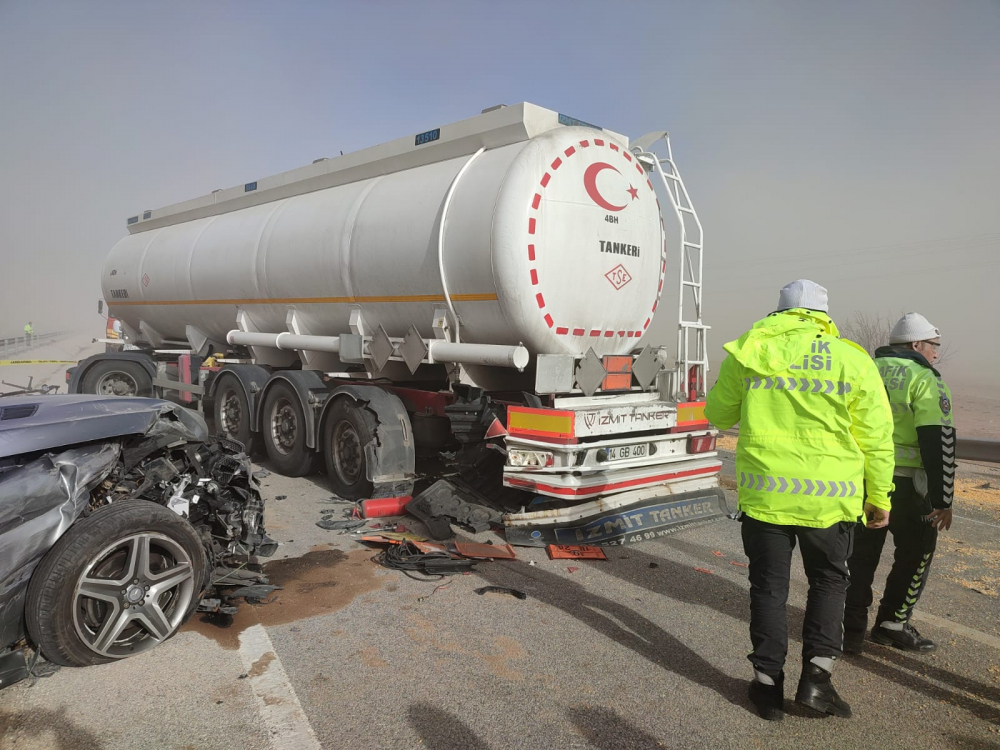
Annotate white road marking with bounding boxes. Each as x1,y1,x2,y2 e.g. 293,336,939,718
239,624,321,750
954,514,1000,530
913,611,1000,651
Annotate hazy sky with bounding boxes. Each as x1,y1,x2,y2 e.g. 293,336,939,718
1,1,997,390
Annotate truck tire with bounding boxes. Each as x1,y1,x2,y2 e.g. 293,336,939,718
261,381,315,476
80,360,152,397
25,501,207,667
322,398,377,500
212,373,253,449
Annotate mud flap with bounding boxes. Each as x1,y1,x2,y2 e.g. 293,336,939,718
504,487,729,547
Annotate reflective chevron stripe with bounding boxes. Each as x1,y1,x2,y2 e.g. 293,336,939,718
741,377,853,395
942,425,956,501
895,552,933,621
738,472,857,497
895,446,919,460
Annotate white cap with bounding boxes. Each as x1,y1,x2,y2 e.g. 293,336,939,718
889,312,940,344
777,279,829,313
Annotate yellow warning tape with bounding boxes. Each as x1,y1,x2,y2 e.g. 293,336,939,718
0,360,77,366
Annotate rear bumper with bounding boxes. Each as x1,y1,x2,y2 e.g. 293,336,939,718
503,485,729,547
505,457,720,499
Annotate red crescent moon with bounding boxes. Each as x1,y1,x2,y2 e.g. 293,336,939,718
583,162,627,212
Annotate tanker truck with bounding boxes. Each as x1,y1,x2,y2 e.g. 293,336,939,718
67,103,725,546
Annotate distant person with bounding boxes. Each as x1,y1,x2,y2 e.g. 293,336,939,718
23,321,33,343
844,313,955,654
705,279,894,721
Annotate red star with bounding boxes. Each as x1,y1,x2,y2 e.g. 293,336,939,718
627,185,639,201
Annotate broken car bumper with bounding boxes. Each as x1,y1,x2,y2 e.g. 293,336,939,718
503,485,729,547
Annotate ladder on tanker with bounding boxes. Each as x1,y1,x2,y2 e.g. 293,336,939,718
632,132,709,402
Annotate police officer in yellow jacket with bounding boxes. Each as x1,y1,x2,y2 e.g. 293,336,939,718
706,280,894,721
844,313,955,654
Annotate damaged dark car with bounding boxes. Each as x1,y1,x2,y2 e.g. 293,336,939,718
0,395,275,690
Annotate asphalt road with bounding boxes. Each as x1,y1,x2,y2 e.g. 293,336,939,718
2,354,999,749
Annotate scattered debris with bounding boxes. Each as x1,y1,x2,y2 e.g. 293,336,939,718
712,550,724,557
567,566,580,573
454,541,517,559
648,562,659,569
317,518,367,531
475,586,527,600
694,567,713,575
407,479,501,537
274,494,287,501
361,531,429,544
546,544,607,560
372,540,477,578
731,561,749,568
417,581,454,602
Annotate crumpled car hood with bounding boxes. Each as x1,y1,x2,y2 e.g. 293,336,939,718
0,395,208,460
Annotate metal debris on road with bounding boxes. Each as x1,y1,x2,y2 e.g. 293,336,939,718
474,586,527,600
316,518,367,531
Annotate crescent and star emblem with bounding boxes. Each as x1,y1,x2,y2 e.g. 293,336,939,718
583,162,639,212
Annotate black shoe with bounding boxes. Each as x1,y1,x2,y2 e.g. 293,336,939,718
748,674,784,721
843,631,865,655
795,664,852,718
871,623,936,652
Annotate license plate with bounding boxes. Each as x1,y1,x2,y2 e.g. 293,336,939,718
606,443,648,461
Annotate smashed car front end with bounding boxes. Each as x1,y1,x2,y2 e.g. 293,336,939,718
0,395,274,689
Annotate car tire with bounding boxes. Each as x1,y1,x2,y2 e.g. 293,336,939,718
212,374,254,450
261,381,315,477
25,501,207,667
80,360,152,397
322,398,377,501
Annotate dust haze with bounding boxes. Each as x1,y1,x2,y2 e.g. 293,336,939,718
1,2,996,400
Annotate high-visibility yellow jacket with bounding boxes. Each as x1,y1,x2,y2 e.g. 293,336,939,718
875,346,955,508
705,309,894,527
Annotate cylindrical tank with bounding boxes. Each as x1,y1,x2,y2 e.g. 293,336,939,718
104,126,667,362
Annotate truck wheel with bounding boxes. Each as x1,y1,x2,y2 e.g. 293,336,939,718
25,501,207,667
261,381,315,476
212,374,253,449
80,360,152,397
322,399,377,500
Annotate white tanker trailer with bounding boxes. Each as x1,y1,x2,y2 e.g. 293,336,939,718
68,103,724,545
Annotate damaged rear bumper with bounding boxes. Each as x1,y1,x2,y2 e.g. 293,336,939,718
503,485,729,547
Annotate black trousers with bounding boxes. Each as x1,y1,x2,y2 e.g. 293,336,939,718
845,476,938,633
741,515,854,677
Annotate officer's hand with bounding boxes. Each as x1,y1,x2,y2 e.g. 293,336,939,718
927,508,953,531
864,502,890,529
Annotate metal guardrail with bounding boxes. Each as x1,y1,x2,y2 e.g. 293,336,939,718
0,331,63,358
957,438,1000,464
